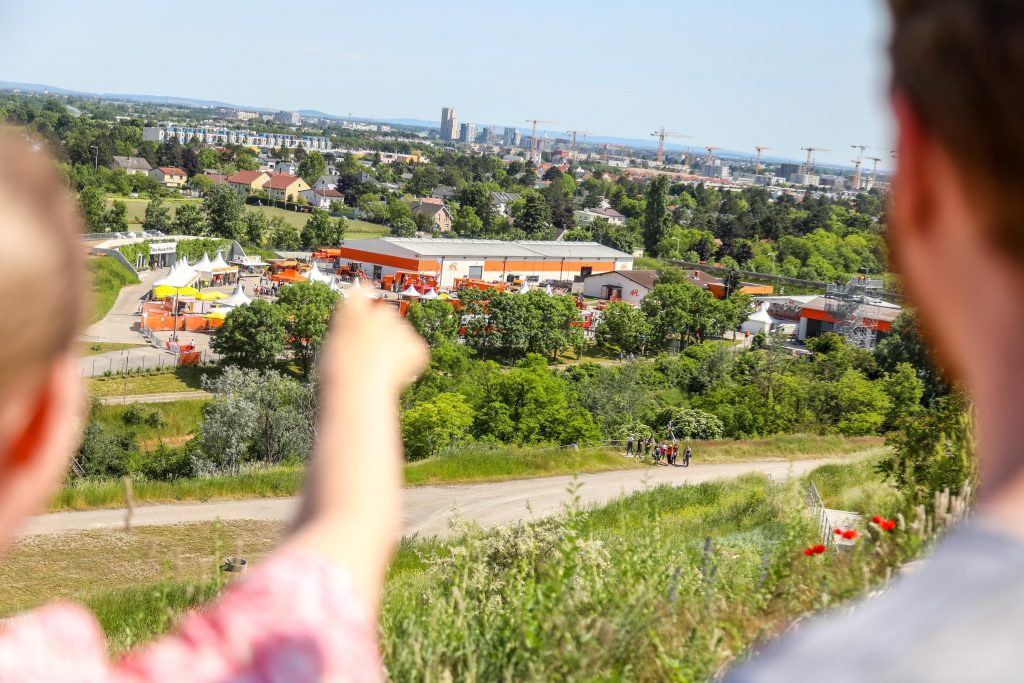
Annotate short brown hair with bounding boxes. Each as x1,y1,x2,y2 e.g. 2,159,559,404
889,0,1024,256
0,129,86,392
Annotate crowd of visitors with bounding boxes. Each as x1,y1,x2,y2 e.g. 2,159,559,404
625,434,692,467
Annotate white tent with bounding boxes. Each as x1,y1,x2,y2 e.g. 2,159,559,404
193,252,213,273
421,288,440,300
219,284,253,308
401,285,421,298
741,303,774,336
519,280,531,294
209,250,233,272
350,277,362,290
154,259,199,289
307,265,334,285
544,284,554,296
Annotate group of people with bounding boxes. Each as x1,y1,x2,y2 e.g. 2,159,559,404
252,278,281,298
625,435,692,467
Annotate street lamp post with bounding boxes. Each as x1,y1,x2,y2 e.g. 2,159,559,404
90,145,99,169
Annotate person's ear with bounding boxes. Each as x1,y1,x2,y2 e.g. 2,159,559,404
891,90,936,242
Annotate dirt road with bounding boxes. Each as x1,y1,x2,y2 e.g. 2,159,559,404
22,458,836,538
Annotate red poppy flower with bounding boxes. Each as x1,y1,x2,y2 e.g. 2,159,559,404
834,529,844,536
881,519,897,532
812,544,827,555
803,547,814,556
841,530,859,540
871,515,883,525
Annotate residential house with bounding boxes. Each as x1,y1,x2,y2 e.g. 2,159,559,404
274,160,299,175
314,175,339,191
264,173,310,202
226,170,271,197
149,166,188,188
300,187,345,209
109,156,152,175
410,202,453,233
574,206,626,227
431,185,456,201
203,172,229,186
583,270,659,306
490,191,521,217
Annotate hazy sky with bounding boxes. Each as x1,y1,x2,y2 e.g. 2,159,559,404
0,1,893,167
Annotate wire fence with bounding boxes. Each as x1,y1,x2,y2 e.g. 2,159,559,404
805,481,835,547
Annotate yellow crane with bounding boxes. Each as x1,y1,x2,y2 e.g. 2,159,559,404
867,156,883,185
526,119,557,162
754,145,772,174
800,146,831,173
650,128,691,165
850,145,870,190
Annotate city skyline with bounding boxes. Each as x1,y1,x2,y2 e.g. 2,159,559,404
0,1,892,168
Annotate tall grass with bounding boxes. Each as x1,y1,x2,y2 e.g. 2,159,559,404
403,445,641,485
51,468,304,511
92,399,207,447
56,457,947,679
88,257,138,324
88,367,215,397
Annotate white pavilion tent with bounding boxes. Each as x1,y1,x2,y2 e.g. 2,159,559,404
741,303,775,336
219,284,253,308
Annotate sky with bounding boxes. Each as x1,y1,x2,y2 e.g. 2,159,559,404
0,1,893,168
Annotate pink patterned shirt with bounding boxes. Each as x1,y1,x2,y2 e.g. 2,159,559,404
0,550,381,683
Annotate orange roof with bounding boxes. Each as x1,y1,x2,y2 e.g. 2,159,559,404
157,166,187,176
265,173,303,190
226,170,268,185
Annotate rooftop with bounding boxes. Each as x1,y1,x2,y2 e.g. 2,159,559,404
341,237,633,260
264,173,303,190
226,170,268,185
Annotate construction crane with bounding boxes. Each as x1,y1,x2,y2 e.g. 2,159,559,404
754,145,772,174
601,143,626,162
800,146,830,173
650,128,691,165
867,156,883,185
704,145,722,166
526,119,557,162
566,130,592,160
850,145,870,190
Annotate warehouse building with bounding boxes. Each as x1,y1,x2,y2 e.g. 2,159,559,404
333,238,633,288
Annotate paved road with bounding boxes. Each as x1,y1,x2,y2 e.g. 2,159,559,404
20,458,837,538
81,269,159,344
98,390,212,405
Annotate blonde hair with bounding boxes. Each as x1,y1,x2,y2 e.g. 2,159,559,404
0,129,86,392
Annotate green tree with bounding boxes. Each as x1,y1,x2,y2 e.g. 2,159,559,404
297,150,327,185
452,205,484,237
401,392,475,459
142,196,172,234
596,302,651,354
172,203,209,236
188,174,214,195
641,283,720,349
78,186,107,231
243,210,271,246
642,175,672,254
301,209,346,249
406,300,460,346
211,299,285,370
104,200,129,233
875,310,949,403
275,281,340,378
514,191,553,235
204,185,246,240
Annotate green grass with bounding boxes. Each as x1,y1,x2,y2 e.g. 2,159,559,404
248,205,386,239
404,446,642,486
50,435,880,511
80,342,144,356
92,399,208,449
87,367,216,397
239,244,280,261
806,456,902,514
87,256,139,324
16,456,930,674
105,197,201,224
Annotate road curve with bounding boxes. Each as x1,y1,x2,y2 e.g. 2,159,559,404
21,458,837,538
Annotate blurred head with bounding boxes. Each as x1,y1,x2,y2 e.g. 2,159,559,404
0,130,86,549
888,0,1024,390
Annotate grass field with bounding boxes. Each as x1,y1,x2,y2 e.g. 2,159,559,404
92,399,209,450
50,435,881,511
80,342,144,356
87,367,215,397
87,256,139,324
10,456,919,672
105,197,387,241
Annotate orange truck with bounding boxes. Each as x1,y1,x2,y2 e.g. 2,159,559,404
382,271,439,293
453,278,507,294
311,248,344,261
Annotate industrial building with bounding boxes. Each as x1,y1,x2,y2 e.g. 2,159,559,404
582,270,658,305
332,238,633,288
